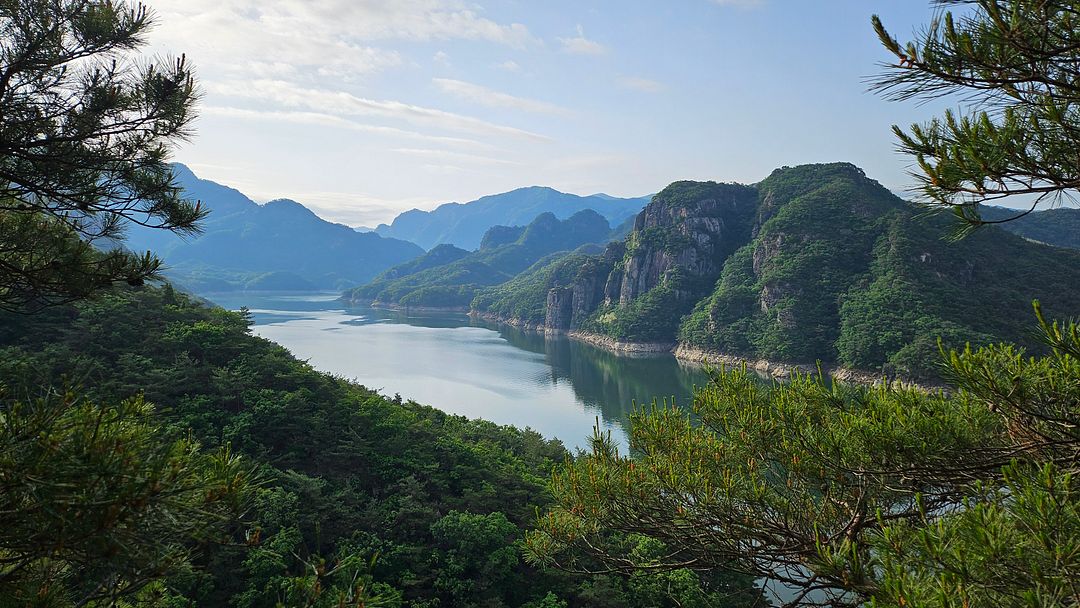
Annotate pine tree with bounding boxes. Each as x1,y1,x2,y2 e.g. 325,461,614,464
0,389,253,605
0,0,205,311
526,304,1080,606
870,1,1080,232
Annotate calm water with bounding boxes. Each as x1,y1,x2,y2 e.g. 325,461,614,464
205,292,711,451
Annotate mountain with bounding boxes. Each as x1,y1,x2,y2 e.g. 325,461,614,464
981,205,1080,249
472,163,1080,381
346,210,614,308
122,165,424,292
374,186,651,250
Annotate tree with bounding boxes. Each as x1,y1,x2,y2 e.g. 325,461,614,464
526,306,1080,607
0,2,260,603
527,2,1080,606
0,389,254,605
870,1,1080,233
0,0,205,311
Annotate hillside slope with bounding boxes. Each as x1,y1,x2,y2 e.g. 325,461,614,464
0,286,759,606
123,165,423,292
348,210,614,308
374,186,651,250
981,205,1080,250
474,163,1080,380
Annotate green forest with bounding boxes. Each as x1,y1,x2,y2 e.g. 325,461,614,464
0,286,758,606
3,1,1080,607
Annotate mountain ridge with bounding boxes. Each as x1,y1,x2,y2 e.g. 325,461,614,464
121,165,424,293
374,186,652,250
346,209,617,309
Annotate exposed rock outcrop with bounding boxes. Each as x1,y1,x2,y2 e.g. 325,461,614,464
541,181,759,340
608,182,758,305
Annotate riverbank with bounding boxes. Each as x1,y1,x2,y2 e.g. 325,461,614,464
458,309,941,390
470,310,547,332
472,312,677,354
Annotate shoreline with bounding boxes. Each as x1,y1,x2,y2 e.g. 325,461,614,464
353,299,471,314
372,303,943,390
470,310,549,333
478,315,942,390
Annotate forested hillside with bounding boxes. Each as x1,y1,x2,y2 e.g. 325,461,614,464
981,204,1080,250
347,210,615,309
122,165,423,293
0,286,760,607
471,163,1080,380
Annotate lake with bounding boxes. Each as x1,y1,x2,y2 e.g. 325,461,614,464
204,291,712,451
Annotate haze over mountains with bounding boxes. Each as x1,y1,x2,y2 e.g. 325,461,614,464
373,187,652,250
127,164,1080,328
122,165,423,293
347,210,617,308
123,166,651,293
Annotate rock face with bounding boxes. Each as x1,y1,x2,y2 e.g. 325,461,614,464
610,182,757,305
544,287,574,330
542,181,759,339
542,244,623,332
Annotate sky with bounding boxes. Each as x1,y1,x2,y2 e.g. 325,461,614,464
144,1,961,227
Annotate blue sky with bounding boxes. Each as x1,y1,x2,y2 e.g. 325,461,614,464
146,1,955,226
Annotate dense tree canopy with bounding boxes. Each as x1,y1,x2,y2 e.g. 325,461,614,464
0,2,256,602
0,389,253,605
527,305,1080,606
0,285,764,606
0,0,204,310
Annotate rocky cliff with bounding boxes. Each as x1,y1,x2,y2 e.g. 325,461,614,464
543,181,758,341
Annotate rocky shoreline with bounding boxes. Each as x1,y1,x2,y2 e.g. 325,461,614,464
547,327,943,390
470,310,548,332
429,308,943,390
566,331,675,354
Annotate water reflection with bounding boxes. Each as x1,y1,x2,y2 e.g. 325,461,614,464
203,292,711,450
480,320,709,424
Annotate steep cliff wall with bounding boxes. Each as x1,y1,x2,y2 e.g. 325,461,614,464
567,181,759,341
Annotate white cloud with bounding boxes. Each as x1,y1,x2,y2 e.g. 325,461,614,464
558,25,607,56
146,1,538,84
392,147,525,166
205,79,552,141
433,78,569,115
200,106,492,149
495,60,521,72
617,76,665,93
433,50,451,66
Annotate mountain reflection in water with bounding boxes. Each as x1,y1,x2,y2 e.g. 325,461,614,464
207,292,711,451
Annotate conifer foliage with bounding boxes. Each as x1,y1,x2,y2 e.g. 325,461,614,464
871,1,1080,230
0,0,204,311
527,302,1080,606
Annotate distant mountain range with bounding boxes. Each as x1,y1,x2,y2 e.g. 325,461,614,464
374,186,652,250
122,165,423,293
346,210,616,308
981,204,1080,249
